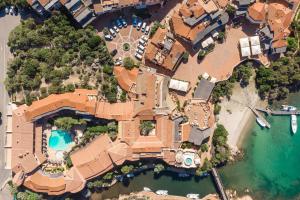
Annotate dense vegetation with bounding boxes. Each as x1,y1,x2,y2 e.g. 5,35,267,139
255,19,300,103
5,13,117,104
8,181,42,200
211,61,254,103
196,124,230,175
149,21,165,38
0,0,28,9
54,117,87,131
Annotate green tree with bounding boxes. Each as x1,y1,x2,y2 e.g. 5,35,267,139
182,52,189,63
123,57,135,70
54,117,86,130
154,164,165,174
103,172,114,181
140,121,154,135
121,165,134,174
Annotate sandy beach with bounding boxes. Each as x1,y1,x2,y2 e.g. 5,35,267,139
217,76,266,152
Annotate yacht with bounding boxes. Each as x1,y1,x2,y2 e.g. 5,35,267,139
291,115,297,134
281,105,297,112
156,190,168,195
186,193,200,199
256,117,266,128
143,187,151,192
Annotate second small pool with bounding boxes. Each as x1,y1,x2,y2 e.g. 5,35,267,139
49,130,73,151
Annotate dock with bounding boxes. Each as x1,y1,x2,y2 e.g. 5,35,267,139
211,168,228,200
256,108,300,116
249,107,271,128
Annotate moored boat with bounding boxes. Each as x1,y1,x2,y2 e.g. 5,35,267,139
281,105,297,112
256,117,266,128
186,193,200,199
178,173,190,178
291,114,297,134
143,187,151,192
156,190,168,195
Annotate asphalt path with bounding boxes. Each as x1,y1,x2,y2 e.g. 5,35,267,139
0,9,21,199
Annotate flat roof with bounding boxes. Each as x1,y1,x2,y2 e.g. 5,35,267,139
193,78,215,100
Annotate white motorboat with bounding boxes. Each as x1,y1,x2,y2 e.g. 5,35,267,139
143,187,151,192
291,114,297,134
256,117,266,128
186,193,200,199
281,105,297,111
156,190,168,195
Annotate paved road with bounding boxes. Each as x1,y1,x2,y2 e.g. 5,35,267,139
0,11,21,199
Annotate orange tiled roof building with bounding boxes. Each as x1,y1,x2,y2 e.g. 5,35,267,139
145,28,185,71
246,0,299,53
10,70,186,195
169,0,229,48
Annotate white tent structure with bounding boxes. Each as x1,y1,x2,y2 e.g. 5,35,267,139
201,37,214,48
169,79,190,93
251,45,262,55
202,72,210,79
239,37,250,48
250,36,262,55
240,37,251,57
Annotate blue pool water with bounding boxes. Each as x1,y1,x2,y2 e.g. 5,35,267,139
49,130,73,151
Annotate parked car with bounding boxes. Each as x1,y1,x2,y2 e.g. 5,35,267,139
137,21,142,31
5,7,9,14
121,18,127,27
136,49,144,55
116,19,122,28
141,35,149,42
137,44,145,51
9,6,14,15
139,38,146,46
115,57,122,66
135,53,142,60
104,34,113,40
109,28,116,37
113,26,119,33
132,17,138,27
145,25,150,35
141,22,147,32
110,49,118,57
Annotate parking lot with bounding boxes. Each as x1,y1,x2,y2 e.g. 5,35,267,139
95,16,150,64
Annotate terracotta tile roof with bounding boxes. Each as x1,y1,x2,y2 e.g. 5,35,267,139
95,101,134,121
59,0,69,5
24,89,97,121
216,0,228,8
24,171,66,195
272,39,288,48
248,2,267,22
71,134,115,179
181,123,191,141
114,66,139,93
145,28,185,71
179,5,193,17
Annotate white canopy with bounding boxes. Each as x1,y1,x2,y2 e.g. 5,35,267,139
210,77,217,83
251,45,262,55
202,72,210,79
169,79,190,93
250,36,260,46
201,37,214,48
241,47,251,57
239,37,250,48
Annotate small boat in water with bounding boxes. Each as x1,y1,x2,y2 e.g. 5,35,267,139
178,173,190,178
186,193,200,199
143,187,151,192
281,105,297,112
126,173,134,178
256,117,266,128
291,114,297,134
156,190,168,195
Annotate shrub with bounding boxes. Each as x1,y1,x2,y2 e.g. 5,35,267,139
123,57,135,70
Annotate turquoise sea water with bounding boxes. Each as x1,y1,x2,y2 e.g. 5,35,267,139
49,129,72,151
92,93,300,200
220,92,300,200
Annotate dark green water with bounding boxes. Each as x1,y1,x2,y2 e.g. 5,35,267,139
93,93,300,200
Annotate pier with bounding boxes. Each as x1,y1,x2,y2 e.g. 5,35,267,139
211,168,228,200
256,108,300,116
249,107,271,128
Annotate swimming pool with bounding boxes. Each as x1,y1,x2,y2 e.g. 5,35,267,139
49,130,73,151
184,157,193,166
